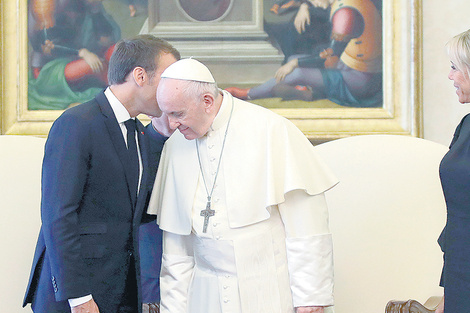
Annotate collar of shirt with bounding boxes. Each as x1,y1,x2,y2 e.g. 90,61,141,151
208,90,232,133
104,88,143,190
104,87,132,123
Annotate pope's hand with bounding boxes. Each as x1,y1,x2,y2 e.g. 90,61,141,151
149,113,174,137
296,306,325,313
71,299,100,313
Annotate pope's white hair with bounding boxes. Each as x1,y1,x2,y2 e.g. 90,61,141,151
176,79,219,101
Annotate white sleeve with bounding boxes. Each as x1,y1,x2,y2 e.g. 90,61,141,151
68,294,93,308
159,231,195,313
278,190,334,307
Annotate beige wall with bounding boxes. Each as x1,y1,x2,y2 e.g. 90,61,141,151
423,0,470,145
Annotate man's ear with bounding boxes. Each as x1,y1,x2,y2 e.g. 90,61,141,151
203,93,215,113
131,67,146,87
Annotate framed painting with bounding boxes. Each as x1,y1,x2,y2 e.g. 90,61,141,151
1,0,422,141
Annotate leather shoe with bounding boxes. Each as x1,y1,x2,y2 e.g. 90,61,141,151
225,87,250,100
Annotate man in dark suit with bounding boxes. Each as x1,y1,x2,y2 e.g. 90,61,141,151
23,35,180,313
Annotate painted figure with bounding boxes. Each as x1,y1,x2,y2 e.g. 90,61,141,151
264,0,332,64
228,0,382,108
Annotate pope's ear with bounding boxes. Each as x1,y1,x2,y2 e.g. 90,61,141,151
203,93,215,112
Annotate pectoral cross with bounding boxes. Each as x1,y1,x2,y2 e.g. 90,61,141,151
200,198,215,233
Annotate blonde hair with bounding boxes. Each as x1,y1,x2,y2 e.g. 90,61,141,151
447,29,470,76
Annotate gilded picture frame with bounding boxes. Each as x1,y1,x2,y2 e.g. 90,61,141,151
0,0,422,141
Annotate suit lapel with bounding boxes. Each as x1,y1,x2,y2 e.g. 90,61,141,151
96,92,137,207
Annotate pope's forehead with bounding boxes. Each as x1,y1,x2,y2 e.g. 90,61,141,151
158,80,189,107
157,78,178,97
159,77,185,90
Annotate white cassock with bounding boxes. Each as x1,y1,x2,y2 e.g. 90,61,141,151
148,91,338,313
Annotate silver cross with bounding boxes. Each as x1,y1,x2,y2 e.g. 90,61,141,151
200,200,215,233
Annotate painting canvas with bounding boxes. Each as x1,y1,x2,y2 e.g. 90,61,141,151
29,0,379,110
0,0,422,140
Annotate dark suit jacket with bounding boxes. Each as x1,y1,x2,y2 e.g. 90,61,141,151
23,91,165,313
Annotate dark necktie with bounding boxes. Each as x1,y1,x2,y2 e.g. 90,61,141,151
124,119,139,204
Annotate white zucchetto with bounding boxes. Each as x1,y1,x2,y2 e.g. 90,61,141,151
161,58,216,83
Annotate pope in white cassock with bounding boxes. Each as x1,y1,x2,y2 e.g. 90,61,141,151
147,58,339,313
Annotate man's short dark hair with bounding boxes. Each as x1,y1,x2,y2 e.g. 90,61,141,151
108,35,181,85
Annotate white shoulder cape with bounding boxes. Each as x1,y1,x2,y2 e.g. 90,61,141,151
148,94,338,235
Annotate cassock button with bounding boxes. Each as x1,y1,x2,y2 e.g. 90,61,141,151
223,285,228,289
224,298,229,303
208,145,214,149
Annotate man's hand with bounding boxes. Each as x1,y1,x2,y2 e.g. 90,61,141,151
275,58,298,82
296,306,325,313
294,3,310,34
78,48,104,73
71,299,100,313
150,113,174,137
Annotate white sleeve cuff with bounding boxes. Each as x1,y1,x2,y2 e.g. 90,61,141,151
160,253,195,313
286,233,334,307
68,294,93,308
